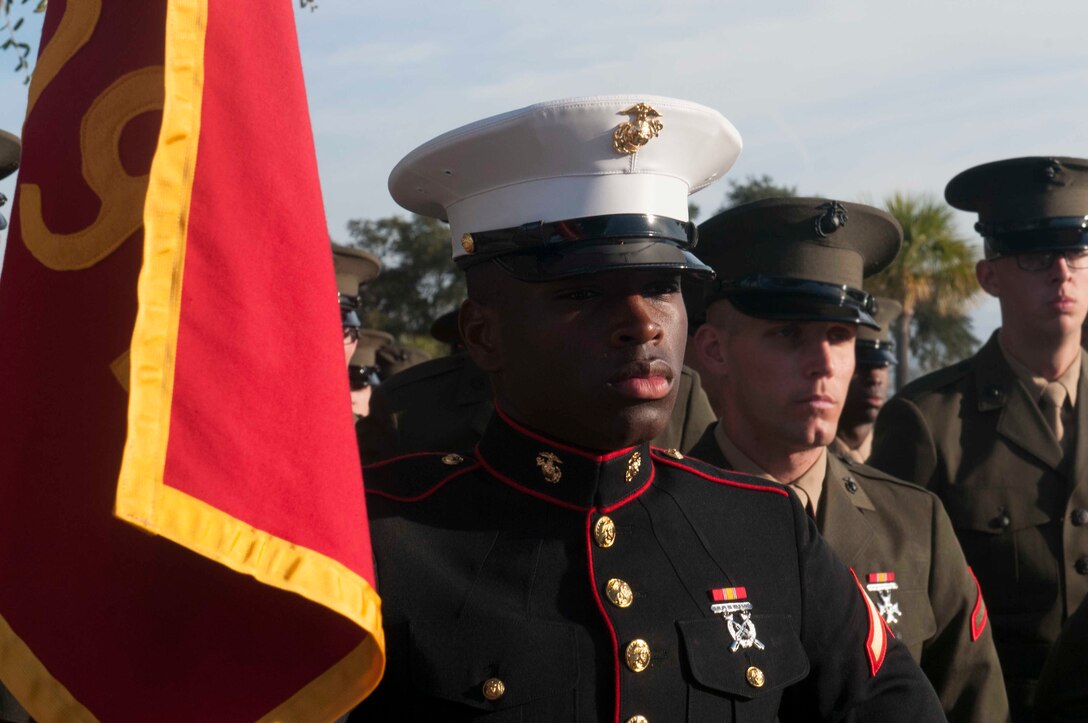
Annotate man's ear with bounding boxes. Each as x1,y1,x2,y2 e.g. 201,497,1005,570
693,321,730,379
976,259,1000,298
459,298,503,372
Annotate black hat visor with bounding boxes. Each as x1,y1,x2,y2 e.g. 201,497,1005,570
716,275,880,329
856,340,898,367
457,214,714,282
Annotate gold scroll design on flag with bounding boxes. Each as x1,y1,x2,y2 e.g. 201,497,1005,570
20,68,163,270
18,0,163,271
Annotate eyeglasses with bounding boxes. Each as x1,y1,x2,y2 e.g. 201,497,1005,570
1013,248,1088,272
343,326,360,343
349,365,381,390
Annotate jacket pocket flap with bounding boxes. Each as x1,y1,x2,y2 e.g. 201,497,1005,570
678,615,808,699
409,617,578,710
944,485,1052,533
883,588,937,648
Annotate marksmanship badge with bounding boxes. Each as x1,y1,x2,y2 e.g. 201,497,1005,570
866,572,902,625
709,586,764,652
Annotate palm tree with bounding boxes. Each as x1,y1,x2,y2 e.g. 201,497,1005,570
866,193,980,388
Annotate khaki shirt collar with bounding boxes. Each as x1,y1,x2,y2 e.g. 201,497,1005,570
999,337,1081,407
714,424,827,516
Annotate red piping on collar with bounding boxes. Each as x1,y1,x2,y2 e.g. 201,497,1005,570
364,462,480,503
494,405,638,462
585,510,622,723
651,452,788,497
362,450,456,471
476,447,588,512
601,464,656,514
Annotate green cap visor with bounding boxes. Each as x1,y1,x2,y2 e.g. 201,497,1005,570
716,275,880,329
856,339,897,367
979,216,1088,257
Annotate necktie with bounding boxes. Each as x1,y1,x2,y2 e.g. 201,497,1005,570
1041,382,1066,443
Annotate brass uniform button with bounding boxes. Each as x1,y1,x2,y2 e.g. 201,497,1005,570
664,448,684,460
625,717,649,723
605,578,634,608
746,665,765,688
441,453,464,466
481,677,505,701
460,233,476,254
594,516,616,548
625,639,651,672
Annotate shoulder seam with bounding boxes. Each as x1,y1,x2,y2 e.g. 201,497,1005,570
651,451,788,497
365,461,480,503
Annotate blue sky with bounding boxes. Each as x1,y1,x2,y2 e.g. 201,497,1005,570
4,0,1088,344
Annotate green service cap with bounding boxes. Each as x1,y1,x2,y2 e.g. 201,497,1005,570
332,244,380,326
332,244,381,297
945,156,1088,257
0,130,19,180
697,197,902,329
351,329,394,368
856,297,902,367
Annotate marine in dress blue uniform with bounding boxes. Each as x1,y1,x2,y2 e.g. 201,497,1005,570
351,96,943,722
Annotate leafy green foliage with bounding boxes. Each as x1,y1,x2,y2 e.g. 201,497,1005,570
2,0,315,82
866,193,980,383
722,174,799,208
343,214,465,339
2,0,44,85
909,298,978,373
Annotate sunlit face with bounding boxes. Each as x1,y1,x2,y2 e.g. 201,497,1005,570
978,254,1088,342
350,386,372,417
344,331,358,367
696,303,856,453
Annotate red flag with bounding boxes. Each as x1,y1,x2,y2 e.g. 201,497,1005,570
0,0,384,720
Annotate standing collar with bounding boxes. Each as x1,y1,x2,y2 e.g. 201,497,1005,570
475,406,654,511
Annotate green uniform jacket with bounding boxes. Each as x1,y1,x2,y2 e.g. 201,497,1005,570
690,424,1009,723
352,410,945,721
1033,598,1088,723
869,332,1088,722
357,353,716,462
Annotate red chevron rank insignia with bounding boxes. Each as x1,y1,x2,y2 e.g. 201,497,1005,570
968,567,988,641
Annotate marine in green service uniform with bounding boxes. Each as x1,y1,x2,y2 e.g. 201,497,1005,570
831,297,902,463
350,96,944,721
331,243,381,367
687,197,1009,722
869,156,1088,721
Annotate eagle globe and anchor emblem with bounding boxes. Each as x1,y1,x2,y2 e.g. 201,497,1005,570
709,587,764,652
613,103,663,155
